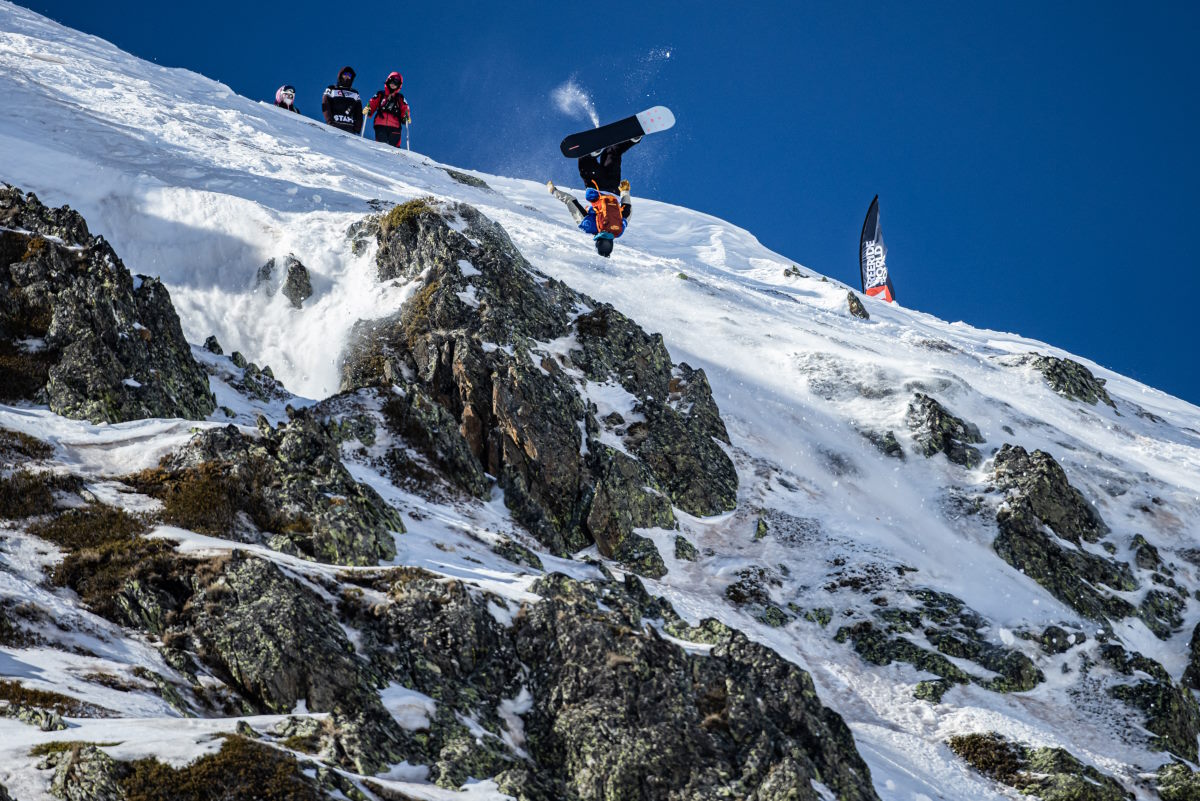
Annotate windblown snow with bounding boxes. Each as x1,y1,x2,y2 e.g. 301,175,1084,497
3,3,1200,800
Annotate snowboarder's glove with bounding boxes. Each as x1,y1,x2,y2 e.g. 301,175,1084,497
619,180,630,193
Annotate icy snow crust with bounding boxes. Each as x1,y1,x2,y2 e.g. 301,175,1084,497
2,3,1200,799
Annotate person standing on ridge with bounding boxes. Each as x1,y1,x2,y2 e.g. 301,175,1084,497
322,66,363,134
366,72,411,148
274,85,299,113
547,138,637,257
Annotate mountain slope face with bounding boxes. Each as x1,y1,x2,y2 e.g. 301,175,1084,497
4,3,1200,800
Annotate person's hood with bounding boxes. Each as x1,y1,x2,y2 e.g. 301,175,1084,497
337,65,356,86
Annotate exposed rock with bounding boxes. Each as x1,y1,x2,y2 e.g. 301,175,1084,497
0,185,214,422
1100,644,1200,762
1157,762,1200,801
836,588,1041,698
339,199,737,573
136,411,402,565
202,334,223,354
444,168,491,190
992,444,1137,625
1037,625,1086,654
905,392,983,467
378,385,489,498
1183,622,1200,690
864,429,904,459
993,445,1109,545
948,732,1131,800
281,256,313,308
847,291,869,319
673,535,698,561
44,745,127,801
0,782,11,801
1024,352,1116,408
514,574,881,801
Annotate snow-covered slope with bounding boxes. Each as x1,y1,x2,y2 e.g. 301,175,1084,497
4,3,1200,800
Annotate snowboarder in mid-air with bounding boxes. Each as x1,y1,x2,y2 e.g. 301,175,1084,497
366,72,411,147
321,66,363,134
274,85,299,113
548,138,637,257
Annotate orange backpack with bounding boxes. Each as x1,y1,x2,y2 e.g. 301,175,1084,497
591,194,624,236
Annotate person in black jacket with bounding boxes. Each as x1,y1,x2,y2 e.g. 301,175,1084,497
321,66,363,134
576,138,639,196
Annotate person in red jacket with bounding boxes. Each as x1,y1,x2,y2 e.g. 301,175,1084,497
366,72,411,148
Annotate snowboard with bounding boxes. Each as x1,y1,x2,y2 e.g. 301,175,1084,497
559,106,675,158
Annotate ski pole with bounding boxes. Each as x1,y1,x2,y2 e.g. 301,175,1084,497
406,121,411,152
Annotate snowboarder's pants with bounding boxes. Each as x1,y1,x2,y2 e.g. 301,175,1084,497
578,138,638,194
374,125,403,148
551,187,588,224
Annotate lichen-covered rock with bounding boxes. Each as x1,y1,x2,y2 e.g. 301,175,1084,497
948,733,1131,800
1024,352,1116,408
515,574,880,801
992,445,1137,625
141,409,402,565
345,568,880,799
905,392,983,467
1183,622,1200,691
993,445,1109,545
1100,644,1200,762
1157,762,1200,801
836,588,1042,698
115,551,402,774
44,745,127,801
0,185,214,422
339,199,737,573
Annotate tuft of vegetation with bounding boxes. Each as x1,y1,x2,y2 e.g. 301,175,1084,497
947,732,1027,785
380,197,434,235
0,470,78,519
27,504,148,551
29,740,120,757
0,680,111,718
401,279,441,345
127,462,309,540
0,427,54,461
118,735,324,801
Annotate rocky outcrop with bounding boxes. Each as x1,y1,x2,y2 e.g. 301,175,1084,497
994,445,1109,545
835,588,1042,701
135,410,402,565
905,392,983,467
992,444,1137,624
108,548,403,774
341,569,881,800
339,199,737,574
514,574,880,801
847,291,869,319
0,185,214,422
43,745,127,801
1023,352,1116,408
947,733,1131,801
1100,644,1200,762
1157,763,1200,800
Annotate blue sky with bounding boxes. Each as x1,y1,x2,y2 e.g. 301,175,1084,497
35,1,1200,405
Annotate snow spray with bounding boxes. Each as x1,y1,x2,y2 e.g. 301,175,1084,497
551,79,599,128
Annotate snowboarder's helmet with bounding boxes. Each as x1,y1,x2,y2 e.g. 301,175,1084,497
386,72,403,89
594,233,614,257
338,66,356,86
584,187,600,202
276,85,296,105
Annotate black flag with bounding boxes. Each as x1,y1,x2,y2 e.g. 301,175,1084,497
859,195,895,303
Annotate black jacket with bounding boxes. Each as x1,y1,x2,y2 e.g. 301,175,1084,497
322,85,363,133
